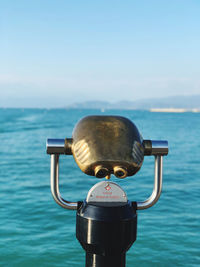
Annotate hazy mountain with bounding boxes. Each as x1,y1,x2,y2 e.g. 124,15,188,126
67,95,200,110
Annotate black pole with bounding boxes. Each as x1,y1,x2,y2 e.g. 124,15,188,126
76,201,137,267
86,252,125,267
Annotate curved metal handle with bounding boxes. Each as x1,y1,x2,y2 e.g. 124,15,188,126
136,140,168,210
50,154,78,210
136,155,163,210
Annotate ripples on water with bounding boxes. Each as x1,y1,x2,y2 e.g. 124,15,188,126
0,108,199,266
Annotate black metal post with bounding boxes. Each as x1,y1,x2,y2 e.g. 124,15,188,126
86,252,126,267
76,201,137,267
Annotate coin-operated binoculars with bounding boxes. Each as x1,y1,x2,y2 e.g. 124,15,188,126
46,116,168,267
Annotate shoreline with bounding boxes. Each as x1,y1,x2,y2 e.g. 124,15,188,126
150,108,200,113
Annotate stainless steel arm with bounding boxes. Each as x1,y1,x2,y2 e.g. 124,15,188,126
50,154,78,210
136,140,168,210
151,140,168,156
47,139,66,154
136,155,163,210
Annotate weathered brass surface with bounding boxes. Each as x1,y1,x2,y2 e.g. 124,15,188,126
71,115,144,178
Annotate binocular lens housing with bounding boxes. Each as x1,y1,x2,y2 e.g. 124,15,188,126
113,166,128,178
71,115,144,178
94,166,109,178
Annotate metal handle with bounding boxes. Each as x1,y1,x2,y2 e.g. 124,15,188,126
136,155,163,210
50,154,78,210
136,140,168,210
47,138,72,155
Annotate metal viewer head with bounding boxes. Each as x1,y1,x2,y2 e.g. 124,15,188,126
71,115,144,178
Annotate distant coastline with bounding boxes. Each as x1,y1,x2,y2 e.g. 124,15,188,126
1,94,200,110
150,108,200,113
66,95,200,111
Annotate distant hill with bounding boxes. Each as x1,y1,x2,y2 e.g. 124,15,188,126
67,95,200,110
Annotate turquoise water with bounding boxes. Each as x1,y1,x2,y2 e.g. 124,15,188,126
0,108,199,267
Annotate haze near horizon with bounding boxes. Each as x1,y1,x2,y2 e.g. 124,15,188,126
0,0,200,108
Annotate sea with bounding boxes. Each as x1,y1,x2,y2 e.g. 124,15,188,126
0,108,199,267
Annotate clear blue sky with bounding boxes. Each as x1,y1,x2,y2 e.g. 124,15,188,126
0,0,200,107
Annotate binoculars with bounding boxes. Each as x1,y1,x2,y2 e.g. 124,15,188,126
46,115,168,267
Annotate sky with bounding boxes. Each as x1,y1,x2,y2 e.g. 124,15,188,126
0,0,200,107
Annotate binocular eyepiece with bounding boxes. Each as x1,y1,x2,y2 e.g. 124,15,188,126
94,165,128,179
